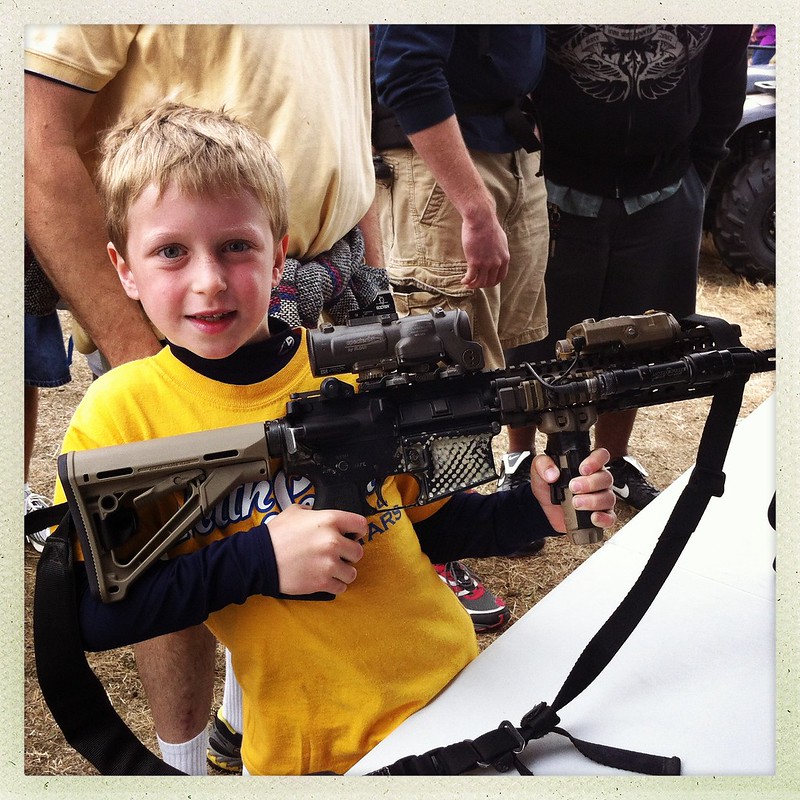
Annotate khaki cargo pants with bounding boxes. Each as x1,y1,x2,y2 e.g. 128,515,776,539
375,146,549,369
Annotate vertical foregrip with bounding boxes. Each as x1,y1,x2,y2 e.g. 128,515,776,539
544,429,603,545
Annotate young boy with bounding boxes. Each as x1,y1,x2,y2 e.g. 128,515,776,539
53,102,616,776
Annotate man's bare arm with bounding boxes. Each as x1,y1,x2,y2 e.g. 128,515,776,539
407,115,508,289
358,187,385,269
24,74,162,367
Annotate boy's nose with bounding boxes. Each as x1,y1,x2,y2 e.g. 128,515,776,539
192,257,227,295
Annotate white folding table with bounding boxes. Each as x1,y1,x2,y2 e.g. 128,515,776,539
350,396,776,776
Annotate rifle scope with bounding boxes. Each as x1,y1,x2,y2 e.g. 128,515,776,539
308,307,485,378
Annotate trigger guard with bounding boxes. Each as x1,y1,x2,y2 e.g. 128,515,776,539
375,479,387,509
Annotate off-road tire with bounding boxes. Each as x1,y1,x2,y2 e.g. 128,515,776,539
711,149,776,284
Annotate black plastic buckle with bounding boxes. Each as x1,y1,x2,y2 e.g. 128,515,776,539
688,465,726,497
520,702,560,740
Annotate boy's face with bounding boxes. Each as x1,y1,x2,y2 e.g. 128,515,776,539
108,182,288,360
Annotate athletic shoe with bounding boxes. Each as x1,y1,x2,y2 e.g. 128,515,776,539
497,452,546,557
207,710,243,773
434,561,510,633
607,456,660,510
497,451,534,492
24,484,51,553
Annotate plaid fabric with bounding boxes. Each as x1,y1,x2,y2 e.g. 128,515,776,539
25,238,60,317
269,226,389,328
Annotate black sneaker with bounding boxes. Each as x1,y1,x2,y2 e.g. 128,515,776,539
607,456,660,510
434,561,511,633
497,451,533,492
497,452,545,556
207,710,243,773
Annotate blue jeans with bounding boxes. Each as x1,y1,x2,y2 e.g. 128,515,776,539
25,312,72,387
751,48,775,65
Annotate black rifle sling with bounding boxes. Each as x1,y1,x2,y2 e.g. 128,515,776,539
370,374,748,776
25,501,68,537
33,513,184,775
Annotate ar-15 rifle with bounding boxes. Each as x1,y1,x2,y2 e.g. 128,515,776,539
58,302,775,603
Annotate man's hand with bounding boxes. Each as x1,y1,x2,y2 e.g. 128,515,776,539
407,116,509,291
531,448,617,533
266,505,367,597
460,208,509,289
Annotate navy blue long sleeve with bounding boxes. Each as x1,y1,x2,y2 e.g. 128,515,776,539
415,483,558,564
373,24,545,152
76,524,280,651
76,484,557,651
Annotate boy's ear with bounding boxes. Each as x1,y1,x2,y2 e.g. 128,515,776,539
272,235,289,284
107,242,140,301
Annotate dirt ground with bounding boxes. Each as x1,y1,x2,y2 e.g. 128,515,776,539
23,238,776,775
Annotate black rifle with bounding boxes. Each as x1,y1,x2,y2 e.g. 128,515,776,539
57,303,774,603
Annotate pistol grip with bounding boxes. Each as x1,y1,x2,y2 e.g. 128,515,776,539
544,428,603,546
276,485,365,602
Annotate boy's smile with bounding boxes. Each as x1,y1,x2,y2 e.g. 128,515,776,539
109,182,287,360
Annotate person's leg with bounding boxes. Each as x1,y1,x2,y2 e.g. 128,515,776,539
491,149,549,456
24,311,71,550
378,147,506,368
24,312,72,481
594,409,637,461
500,201,613,506
133,625,218,775
24,384,39,485
508,201,615,367
751,47,775,65
207,649,244,773
593,169,704,507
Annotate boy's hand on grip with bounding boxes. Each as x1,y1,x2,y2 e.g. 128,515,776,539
267,505,366,597
531,448,617,534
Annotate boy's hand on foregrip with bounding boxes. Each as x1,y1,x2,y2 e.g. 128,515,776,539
267,505,366,597
531,448,617,534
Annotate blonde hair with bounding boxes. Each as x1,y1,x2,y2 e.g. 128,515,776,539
96,102,289,255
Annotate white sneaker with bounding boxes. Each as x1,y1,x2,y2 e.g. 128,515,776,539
24,483,52,553
497,451,533,492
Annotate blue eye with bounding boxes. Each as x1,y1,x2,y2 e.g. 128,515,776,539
225,241,251,253
159,244,184,259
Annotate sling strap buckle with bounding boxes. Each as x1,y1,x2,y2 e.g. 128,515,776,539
520,701,561,740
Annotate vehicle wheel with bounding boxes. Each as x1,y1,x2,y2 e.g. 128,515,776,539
711,149,776,284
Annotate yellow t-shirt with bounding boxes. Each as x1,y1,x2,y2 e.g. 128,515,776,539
24,24,374,260
56,336,478,775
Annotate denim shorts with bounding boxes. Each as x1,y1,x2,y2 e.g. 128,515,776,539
25,312,72,387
